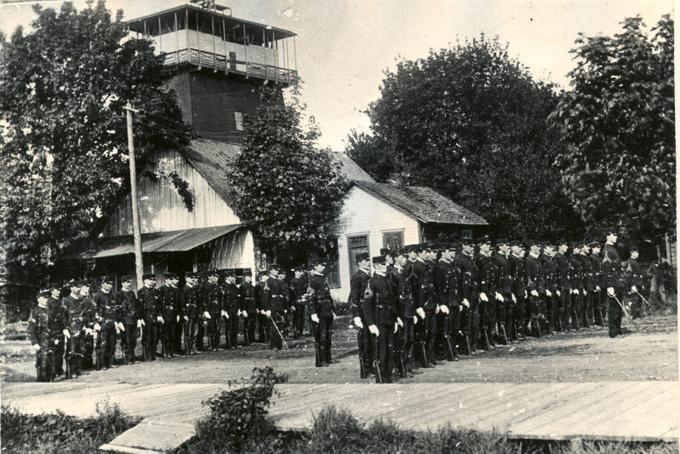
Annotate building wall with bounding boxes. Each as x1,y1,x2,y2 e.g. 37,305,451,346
330,186,421,300
107,149,241,236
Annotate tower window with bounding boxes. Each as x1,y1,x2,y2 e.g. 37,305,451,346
234,112,244,131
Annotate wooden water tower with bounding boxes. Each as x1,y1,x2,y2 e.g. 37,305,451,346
126,1,298,143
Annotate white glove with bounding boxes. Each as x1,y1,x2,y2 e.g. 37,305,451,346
137,319,143,329
572,289,580,295
291,306,296,312
631,285,638,293
94,323,101,332
118,322,125,332
531,290,539,297
353,316,363,329
462,298,470,308
596,285,601,292
157,315,164,324
203,311,211,319
583,290,588,296
495,292,503,301
62,329,70,339
176,315,180,322
265,310,271,317
511,293,517,303
54,339,59,345
183,316,189,321
546,290,552,297
416,307,426,319
397,317,404,327
114,324,121,334
221,310,228,318
332,312,337,320
459,305,463,312
480,292,488,302
556,290,561,297
83,328,92,336
440,305,449,314
32,344,41,353
413,315,418,324
368,324,379,336
237,310,243,317
524,290,528,299
242,312,248,318
607,287,615,297
311,313,320,323
435,305,441,314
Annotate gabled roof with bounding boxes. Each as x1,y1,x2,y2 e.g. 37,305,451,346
330,151,376,183
354,181,488,226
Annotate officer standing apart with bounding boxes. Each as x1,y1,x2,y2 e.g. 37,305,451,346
603,228,625,337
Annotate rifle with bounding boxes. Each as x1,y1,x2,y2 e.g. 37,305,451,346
499,323,509,345
64,334,71,379
312,320,322,367
372,332,382,384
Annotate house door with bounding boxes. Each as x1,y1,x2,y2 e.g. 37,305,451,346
347,235,369,278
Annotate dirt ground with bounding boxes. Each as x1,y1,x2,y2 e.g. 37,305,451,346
2,314,677,385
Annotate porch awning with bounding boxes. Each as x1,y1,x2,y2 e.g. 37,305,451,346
78,224,242,259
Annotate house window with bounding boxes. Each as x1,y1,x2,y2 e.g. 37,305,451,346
382,230,404,252
324,238,341,289
234,112,244,131
348,234,370,279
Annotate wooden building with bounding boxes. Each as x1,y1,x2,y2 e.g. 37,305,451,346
76,2,488,297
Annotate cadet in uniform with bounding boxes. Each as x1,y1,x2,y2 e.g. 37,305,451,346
289,267,308,338
555,240,572,331
79,281,97,369
29,288,54,382
117,275,139,364
93,276,117,369
63,279,90,377
309,259,336,367
239,273,258,345
590,242,605,325
393,248,418,376
264,267,286,350
603,228,625,337
223,273,240,347
433,243,455,360
579,242,594,327
348,252,372,377
181,272,201,355
525,241,544,337
541,243,558,334
509,241,526,340
569,243,584,329
476,238,497,349
137,274,159,361
362,255,400,382
159,273,181,357
47,285,67,377
454,238,477,354
204,271,223,351
494,239,513,342
412,244,437,366
627,246,644,318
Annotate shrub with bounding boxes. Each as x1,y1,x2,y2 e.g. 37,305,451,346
192,366,288,452
1,401,140,454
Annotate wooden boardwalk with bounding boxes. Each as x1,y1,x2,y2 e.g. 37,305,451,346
3,380,678,453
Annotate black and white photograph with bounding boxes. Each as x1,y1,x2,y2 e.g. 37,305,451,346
0,0,677,452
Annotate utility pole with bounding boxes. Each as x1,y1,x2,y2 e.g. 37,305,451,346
124,102,144,289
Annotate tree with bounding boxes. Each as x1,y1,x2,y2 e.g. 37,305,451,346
346,35,580,239
229,88,348,264
0,1,191,296
551,15,674,242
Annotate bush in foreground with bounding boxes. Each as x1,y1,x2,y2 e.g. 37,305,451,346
1,401,140,454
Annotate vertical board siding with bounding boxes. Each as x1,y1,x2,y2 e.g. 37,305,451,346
330,186,420,301
108,149,240,236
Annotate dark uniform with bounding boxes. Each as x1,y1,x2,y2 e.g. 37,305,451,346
433,257,456,359
569,250,584,329
525,252,544,337
393,261,417,375
541,253,558,333
362,268,397,382
29,293,53,382
349,266,372,377
509,251,526,339
309,271,335,366
47,291,68,376
476,252,497,348
590,248,605,325
289,274,308,338
261,275,286,350
181,276,201,355
579,252,594,327
239,279,258,345
627,253,645,318
160,279,181,357
137,278,160,361
223,279,240,348
603,242,625,337
116,285,139,364
204,279,223,350
93,287,117,369
494,252,513,342
63,290,93,376
454,251,478,354
412,257,437,366
555,248,572,331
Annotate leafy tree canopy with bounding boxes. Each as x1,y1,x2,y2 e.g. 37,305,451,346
230,88,348,264
0,1,191,285
551,15,674,242
347,35,580,239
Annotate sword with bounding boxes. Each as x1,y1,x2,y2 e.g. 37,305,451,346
612,294,639,330
266,313,289,350
634,290,652,307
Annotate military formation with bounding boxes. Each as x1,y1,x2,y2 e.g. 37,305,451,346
348,228,648,383
28,227,648,383
27,264,331,382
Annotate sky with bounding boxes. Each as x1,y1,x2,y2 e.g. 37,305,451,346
0,0,673,150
